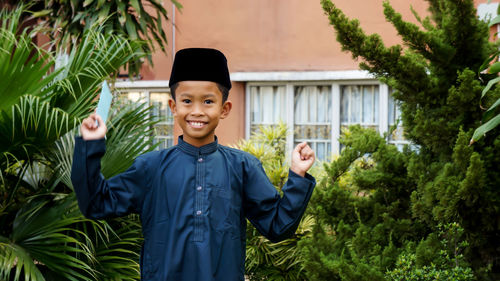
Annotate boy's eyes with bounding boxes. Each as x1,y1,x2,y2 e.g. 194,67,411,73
180,98,215,104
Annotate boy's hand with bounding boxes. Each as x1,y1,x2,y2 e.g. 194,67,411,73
290,142,315,177
80,113,107,140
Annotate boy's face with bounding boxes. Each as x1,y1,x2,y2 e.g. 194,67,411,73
168,81,232,147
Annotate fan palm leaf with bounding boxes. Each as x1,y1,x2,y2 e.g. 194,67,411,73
0,194,97,281
50,29,143,118
102,103,160,177
0,10,144,174
90,216,142,280
0,7,59,114
0,5,156,280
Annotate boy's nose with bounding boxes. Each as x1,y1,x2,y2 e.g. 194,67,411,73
191,104,204,116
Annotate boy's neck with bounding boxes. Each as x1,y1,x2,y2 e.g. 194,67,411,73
181,134,216,148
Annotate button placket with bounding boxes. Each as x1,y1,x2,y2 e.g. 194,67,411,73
193,153,205,242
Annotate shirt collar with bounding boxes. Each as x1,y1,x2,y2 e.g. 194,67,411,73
177,135,218,156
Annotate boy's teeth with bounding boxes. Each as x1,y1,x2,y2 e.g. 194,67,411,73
190,121,204,127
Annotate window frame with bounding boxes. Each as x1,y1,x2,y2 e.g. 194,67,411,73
245,78,392,157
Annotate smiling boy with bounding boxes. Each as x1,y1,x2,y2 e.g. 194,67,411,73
71,48,316,281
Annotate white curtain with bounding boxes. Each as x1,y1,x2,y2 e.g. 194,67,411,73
250,85,286,125
341,85,379,127
294,86,331,161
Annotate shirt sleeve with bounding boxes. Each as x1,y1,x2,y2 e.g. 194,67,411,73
243,157,316,243
71,136,151,220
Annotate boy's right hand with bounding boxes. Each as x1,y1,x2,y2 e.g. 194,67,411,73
81,113,107,140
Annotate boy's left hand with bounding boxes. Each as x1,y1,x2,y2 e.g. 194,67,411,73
290,142,315,177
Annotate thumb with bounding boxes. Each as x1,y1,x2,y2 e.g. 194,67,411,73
294,142,307,153
95,114,105,127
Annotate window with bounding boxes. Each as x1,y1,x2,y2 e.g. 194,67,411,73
150,92,174,149
248,83,335,162
294,85,332,161
249,85,287,133
340,85,379,131
247,81,389,161
388,93,409,150
115,88,174,150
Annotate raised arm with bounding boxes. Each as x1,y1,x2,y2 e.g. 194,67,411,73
71,114,151,219
243,142,316,243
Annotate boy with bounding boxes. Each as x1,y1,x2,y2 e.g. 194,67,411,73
71,48,316,281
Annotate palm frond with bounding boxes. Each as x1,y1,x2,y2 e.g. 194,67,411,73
0,6,59,114
0,236,45,281
0,194,98,281
92,216,142,280
50,29,145,120
0,95,78,171
102,103,160,178
46,131,76,189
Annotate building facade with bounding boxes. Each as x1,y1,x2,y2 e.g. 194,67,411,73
115,0,498,161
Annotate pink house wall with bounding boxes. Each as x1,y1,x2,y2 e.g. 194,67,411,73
140,0,496,146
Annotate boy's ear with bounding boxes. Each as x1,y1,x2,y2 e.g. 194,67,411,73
220,100,232,119
168,98,177,116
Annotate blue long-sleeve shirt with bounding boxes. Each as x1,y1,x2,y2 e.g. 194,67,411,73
71,136,315,281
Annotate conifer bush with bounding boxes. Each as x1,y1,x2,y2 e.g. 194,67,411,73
298,0,500,280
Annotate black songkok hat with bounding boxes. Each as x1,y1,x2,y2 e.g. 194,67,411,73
169,48,232,90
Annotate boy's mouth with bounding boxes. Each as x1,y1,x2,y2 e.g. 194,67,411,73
187,121,207,128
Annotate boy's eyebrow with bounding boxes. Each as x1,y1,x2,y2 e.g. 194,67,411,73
178,93,218,99
178,93,193,98
202,93,217,98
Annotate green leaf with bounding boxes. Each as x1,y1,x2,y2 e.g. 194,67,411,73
102,103,160,177
130,0,141,12
488,61,500,74
0,25,58,113
481,76,500,99
478,51,500,73
471,114,500,143
125,14,138,40
170,0,183,10
83,0,94,7
96,0,105,8
117,1,127,25
489,14,500,27
482,96,500,122
97,3,111,24
31,9,52,17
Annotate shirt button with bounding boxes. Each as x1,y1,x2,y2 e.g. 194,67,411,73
198,157,203,162
196,210,202,216
197,186,202,191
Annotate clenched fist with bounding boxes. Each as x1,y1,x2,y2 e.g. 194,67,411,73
290,142,315,177
80,113,107,140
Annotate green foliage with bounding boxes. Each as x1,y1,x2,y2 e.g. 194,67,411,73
0,5,159,280
387,253,474,281
302,0,500,280
233,123,315,281
471,12,500,143
20,0,182,75
387,223,475,281
299,126,414,281
321,0,492,157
